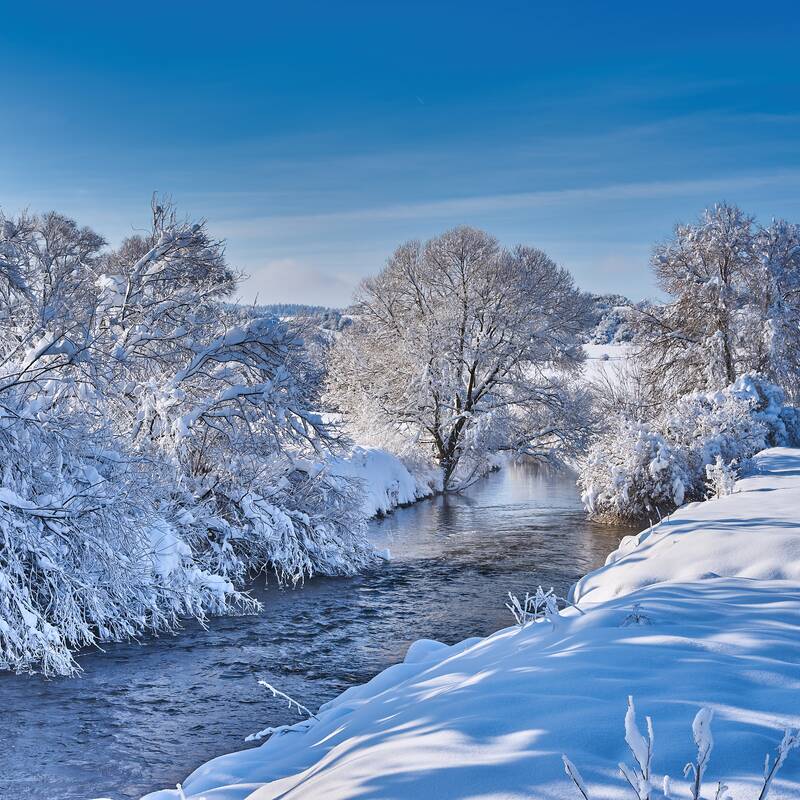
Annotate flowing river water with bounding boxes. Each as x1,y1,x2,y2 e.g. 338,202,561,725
0,462,636,800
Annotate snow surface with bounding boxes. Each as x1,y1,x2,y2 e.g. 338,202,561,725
582,342,632,384
142,448,800,800
328,446,438,518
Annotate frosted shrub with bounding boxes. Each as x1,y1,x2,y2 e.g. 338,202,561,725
664,381,768,487
705,456,738,499
506,587,559,626
579,421,688,523
579,375,797,522
506,586,583,627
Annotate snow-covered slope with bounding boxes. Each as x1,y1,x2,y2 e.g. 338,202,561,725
143,449,800,800
328,447,439,518
572,448,800,603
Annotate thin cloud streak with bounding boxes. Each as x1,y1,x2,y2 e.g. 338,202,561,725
222,170,800,237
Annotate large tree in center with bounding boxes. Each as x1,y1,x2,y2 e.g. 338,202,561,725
328,226,592,490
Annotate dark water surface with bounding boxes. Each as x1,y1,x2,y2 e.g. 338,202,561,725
0,463,635,800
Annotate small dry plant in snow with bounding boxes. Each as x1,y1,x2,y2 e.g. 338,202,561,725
506,586,583,627
563,696,799,799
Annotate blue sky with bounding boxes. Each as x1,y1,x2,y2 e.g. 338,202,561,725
2,1,800,306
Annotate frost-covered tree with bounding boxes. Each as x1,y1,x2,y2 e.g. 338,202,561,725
749,218,800,401
636,204,757,398
635,204,800,404
328,227,593,490
92,206,371,583
0,200,370,674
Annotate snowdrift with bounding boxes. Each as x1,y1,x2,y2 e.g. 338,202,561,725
143,449,800,800
328,447,439,518
573,448,800,603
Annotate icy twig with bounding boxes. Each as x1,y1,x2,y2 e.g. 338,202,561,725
683,707,714,800
257,680,319,720
562,755,592,799
757,728,799,800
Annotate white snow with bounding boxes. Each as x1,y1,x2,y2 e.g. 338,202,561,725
328,446,439,518
142,448,800,800
582,342,633,384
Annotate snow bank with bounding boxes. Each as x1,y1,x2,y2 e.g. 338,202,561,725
142,448,800,800
328,446,439,518
573,448,800,603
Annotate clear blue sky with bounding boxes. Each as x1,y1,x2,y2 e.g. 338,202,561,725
2,1,800,306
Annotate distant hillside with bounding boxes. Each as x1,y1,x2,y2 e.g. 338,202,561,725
249,303,351,332
584,292,647,344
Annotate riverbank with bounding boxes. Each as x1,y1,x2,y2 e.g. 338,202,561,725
144,448,800,799
328,446,440,518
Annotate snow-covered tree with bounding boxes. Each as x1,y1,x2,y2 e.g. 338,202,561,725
635,204,800,405
635,204,757,399
749,218,800,402
328,226,593,490
93,208,372,583
0,200,371,674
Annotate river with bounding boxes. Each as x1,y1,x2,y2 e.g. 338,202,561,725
0,462,635,800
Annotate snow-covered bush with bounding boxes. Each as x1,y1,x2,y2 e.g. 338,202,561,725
704,456,738,499
505,586,583,628
0,201,371,674
580,421,688,522
579,375,798,522
662,378,770,488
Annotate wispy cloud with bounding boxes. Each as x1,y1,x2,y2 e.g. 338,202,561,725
221,170,800,237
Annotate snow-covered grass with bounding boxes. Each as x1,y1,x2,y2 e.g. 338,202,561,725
582,342,633,384
142,448,800,800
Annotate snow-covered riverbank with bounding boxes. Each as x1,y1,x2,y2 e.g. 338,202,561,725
328,447,439,518
143,448,800,800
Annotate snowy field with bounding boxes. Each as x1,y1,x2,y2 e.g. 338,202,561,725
142,448,800,800
581,342,633,384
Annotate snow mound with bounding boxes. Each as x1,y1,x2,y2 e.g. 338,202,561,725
572,447,800,603
328,447,438,518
